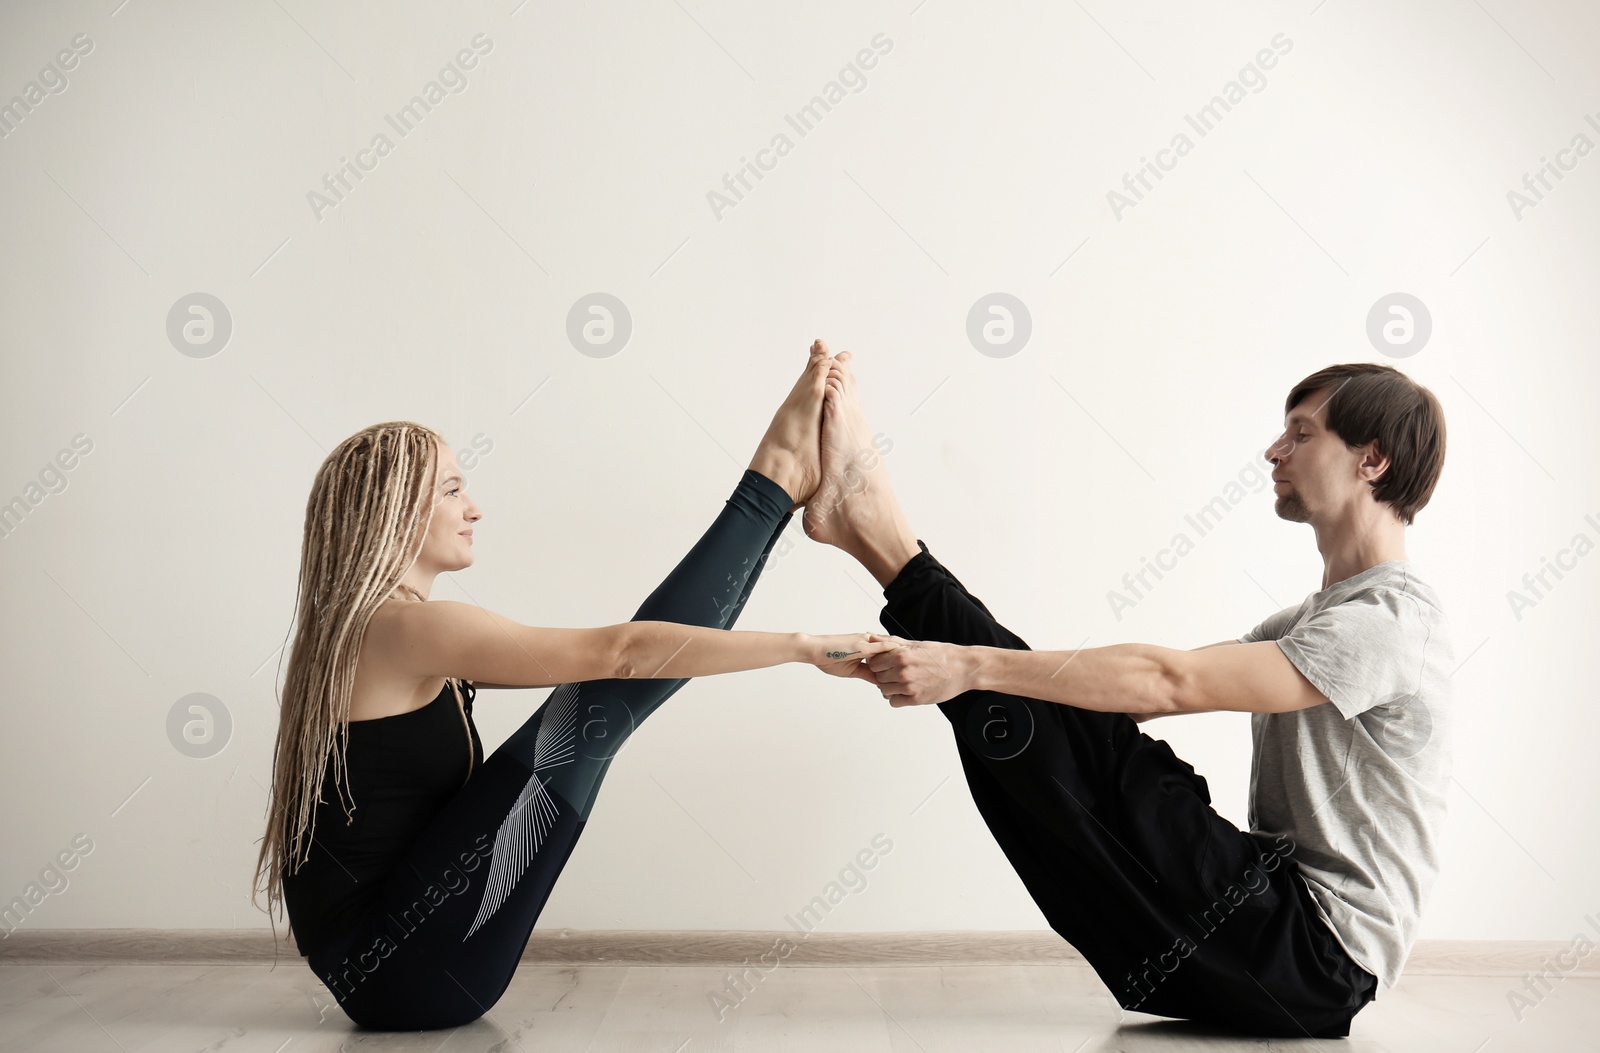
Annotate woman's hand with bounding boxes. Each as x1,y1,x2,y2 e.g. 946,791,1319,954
808,633,896,681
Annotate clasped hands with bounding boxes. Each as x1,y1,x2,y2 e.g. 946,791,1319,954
815,633,974,708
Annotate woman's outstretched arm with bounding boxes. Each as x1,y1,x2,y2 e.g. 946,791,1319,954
619,619,885,681
372,599,888,688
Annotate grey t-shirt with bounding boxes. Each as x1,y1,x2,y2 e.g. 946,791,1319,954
1237,559,1454,996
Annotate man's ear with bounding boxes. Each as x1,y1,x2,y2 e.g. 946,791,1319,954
1359,439,1391,483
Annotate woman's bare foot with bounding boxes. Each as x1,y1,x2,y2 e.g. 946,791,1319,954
802,350,920,587
749,340,831,513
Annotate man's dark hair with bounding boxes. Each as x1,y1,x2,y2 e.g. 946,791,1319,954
1285,363,1446,526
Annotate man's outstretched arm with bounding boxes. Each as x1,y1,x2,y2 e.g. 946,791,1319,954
866,637,1330,716
1128,639,1237,722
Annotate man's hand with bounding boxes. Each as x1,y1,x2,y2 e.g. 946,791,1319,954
862,634,975,707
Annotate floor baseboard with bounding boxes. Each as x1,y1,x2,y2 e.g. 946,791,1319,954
0,929,1588,976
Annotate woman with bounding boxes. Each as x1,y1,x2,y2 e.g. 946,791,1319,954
252,341,887,1030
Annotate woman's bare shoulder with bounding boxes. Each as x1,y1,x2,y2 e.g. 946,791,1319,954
349,600,447,719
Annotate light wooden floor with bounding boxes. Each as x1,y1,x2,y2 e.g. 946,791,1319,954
3,961,1595,1052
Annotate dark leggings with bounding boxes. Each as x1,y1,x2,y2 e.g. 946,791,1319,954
879,540,1378,1040
308,469,794,1030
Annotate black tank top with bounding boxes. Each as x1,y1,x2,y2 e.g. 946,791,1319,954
281,678,483,957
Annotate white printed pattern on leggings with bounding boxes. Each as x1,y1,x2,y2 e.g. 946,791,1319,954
463,682,579,939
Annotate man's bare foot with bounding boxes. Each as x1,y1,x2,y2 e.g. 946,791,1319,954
748,340,831,513
802,350,920,587
803,348,885,545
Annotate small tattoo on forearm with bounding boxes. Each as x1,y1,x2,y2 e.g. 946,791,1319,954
826,650,860,659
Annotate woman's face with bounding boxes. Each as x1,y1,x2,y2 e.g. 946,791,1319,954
422,440,482,571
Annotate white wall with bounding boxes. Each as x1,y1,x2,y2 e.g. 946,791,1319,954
1,0,1595,941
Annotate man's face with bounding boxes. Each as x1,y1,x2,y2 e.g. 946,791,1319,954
1266,389,1337,524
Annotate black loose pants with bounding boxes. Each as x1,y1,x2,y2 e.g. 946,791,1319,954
880,540,1377,1039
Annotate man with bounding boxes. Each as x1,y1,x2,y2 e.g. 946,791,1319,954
803,349,1453,1039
